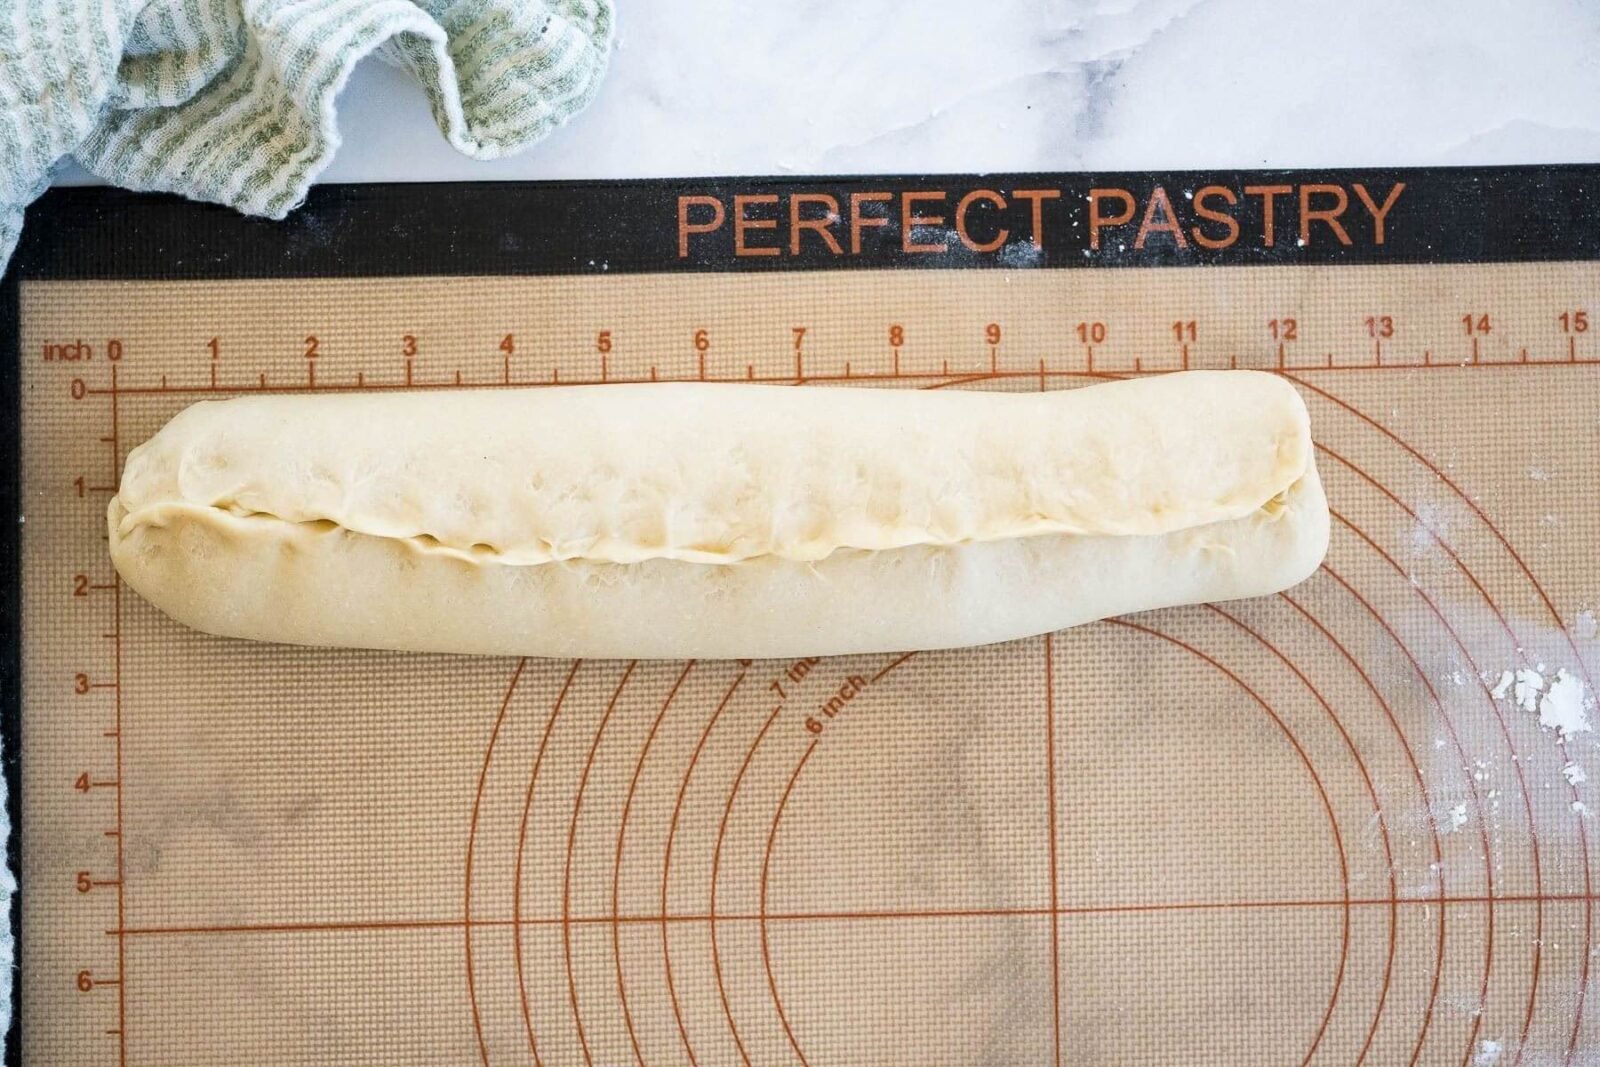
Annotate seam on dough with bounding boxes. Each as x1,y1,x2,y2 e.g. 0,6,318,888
110,482,1311,570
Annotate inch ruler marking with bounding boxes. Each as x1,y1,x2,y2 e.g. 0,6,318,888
56,363,131,1063
32,262,1600,406
108,364,127,1065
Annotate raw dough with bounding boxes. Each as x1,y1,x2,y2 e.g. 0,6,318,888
108,372,1329,659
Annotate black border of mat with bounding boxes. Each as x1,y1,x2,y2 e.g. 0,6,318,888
2,246,20,1067
3,164,1599,1065
8,166,1600,280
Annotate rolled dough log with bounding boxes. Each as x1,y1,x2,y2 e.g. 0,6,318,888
109,372,1328,659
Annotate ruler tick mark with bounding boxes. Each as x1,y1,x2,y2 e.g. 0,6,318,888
108,366,128,1067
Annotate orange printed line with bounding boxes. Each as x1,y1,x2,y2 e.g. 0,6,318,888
113,892,1598,939
1043,634,1062,1067
76,356,1600,397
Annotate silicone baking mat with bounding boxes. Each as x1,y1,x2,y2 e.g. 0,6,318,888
5,168,1600,1065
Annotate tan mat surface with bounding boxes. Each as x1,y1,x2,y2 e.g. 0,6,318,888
17,264,1600,1065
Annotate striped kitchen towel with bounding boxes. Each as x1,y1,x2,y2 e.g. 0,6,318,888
0,0,614,272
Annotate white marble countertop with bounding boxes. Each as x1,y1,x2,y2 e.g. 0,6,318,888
54,0,1600,188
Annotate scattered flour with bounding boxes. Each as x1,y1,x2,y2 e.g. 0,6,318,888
1539,669,1591,738
1513,668,1545,713
1578,610,1598,640
1564,762,1589,786
1574,801,1592,818
1488,666,1593,738
1445,803,1469,832
1412,503,1448,552
1473,1039,1502,1066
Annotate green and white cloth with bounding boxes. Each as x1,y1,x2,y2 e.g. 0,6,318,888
0,0,615,271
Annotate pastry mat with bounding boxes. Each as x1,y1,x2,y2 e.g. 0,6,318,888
7,172,1600,1065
